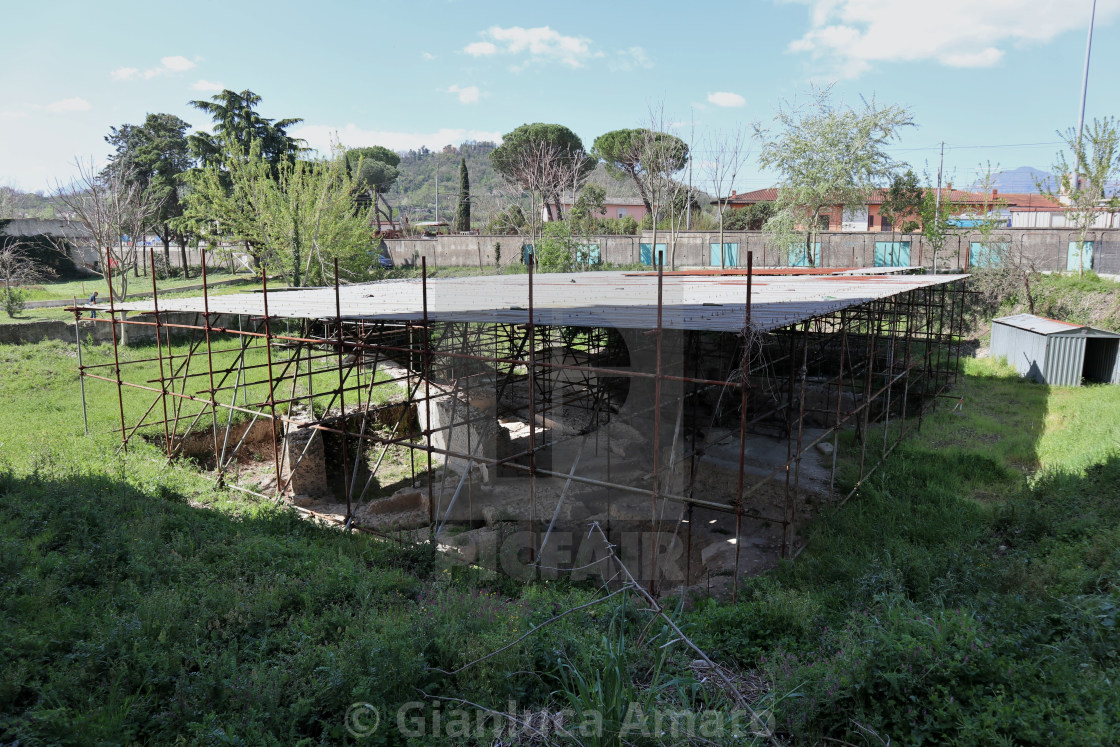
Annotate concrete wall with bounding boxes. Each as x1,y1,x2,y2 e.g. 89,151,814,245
385,228,1120,273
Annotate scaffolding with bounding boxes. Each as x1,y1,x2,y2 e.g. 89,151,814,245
72,249,969,596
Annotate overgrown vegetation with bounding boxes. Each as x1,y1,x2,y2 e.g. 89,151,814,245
970,269,1120,336
686,357,1120,744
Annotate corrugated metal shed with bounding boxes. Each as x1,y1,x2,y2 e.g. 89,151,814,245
991,314,1120,386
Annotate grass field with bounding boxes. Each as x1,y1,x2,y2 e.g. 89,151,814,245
687,357,1120,744
2,328,1120,743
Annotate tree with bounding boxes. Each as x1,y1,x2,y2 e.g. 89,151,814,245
917,184,965,273
455,158,471,232
0,238,56,317
592,128,688,214
105,113,194,274
188,89,303,171
756,86,913,266
183,141,374,287
55,158,163,301
630,108,692,268
880,169,924,234
347,146,401,228
490,123,594,221
966,166,1041,315
0,186,16,220
569,184,606,225
1042,117,1120,276
703,126,749,267
723,201,774,231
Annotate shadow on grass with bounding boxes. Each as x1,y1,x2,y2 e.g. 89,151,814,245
686,365,1120,745
0,467,443,744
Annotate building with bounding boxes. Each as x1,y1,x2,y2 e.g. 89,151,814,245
716,188,1063,232
990,313,1120,386
543,196,650,223
0,218,96,275
1009,204,1120,229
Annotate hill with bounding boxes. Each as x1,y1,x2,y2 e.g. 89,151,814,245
388,141,644,224
0,187,64,220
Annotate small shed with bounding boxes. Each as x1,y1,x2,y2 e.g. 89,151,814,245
990,313,1120,386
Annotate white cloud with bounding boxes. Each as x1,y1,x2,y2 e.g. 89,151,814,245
785,0,1120,78
292,124,504,155
610,46,653,71
112,55,198,81
191,79,226,92
447,84,481,104
421,51,436,60
159,55,195,72
707,91,746,108
464,41,498,57
464,26,599,68
45,97,92,113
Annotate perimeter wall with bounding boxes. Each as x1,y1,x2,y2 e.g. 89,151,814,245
384,228,1120,273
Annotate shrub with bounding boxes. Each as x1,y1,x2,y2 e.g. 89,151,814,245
2,287,26,317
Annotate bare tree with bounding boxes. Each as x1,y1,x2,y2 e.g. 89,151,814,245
0,238,56,317
54,158,158,300
702,126,749,268
487,139,599,272
636,106,690,269
1042,117,1120,276
968,166,1041,315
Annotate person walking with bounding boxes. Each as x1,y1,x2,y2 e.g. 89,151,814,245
88,290,98,318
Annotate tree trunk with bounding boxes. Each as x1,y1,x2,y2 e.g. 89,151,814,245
178,237,190,279
718,210,725,269
1023,272,1036,315
379,192,395,228
543,200,554,222
630,169,653,214
162,232,172,270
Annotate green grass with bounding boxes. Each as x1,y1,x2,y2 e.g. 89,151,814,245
4,331,1120,744
2,339,757,745
19,267,256,303
0,340,640,744
686,357,1120,745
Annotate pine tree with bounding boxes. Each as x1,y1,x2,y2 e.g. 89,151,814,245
456,158,471,231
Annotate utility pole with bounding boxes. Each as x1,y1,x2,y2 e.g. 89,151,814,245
1074,0,1098,193
933,141,944,274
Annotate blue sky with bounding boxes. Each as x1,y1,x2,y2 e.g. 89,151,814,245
2,0,1118,194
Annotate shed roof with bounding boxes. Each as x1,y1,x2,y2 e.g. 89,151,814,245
101,270,967,333
0,218,90,239
993,313,1120,337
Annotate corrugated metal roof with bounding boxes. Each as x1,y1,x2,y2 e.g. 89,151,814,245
994,314,1086,335
993,313,1120,338
0,218,91,239
99,270,968,333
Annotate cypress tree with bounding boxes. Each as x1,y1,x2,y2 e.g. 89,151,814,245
456,158,471,231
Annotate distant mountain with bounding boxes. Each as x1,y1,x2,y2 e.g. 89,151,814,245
969,166,1056,194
